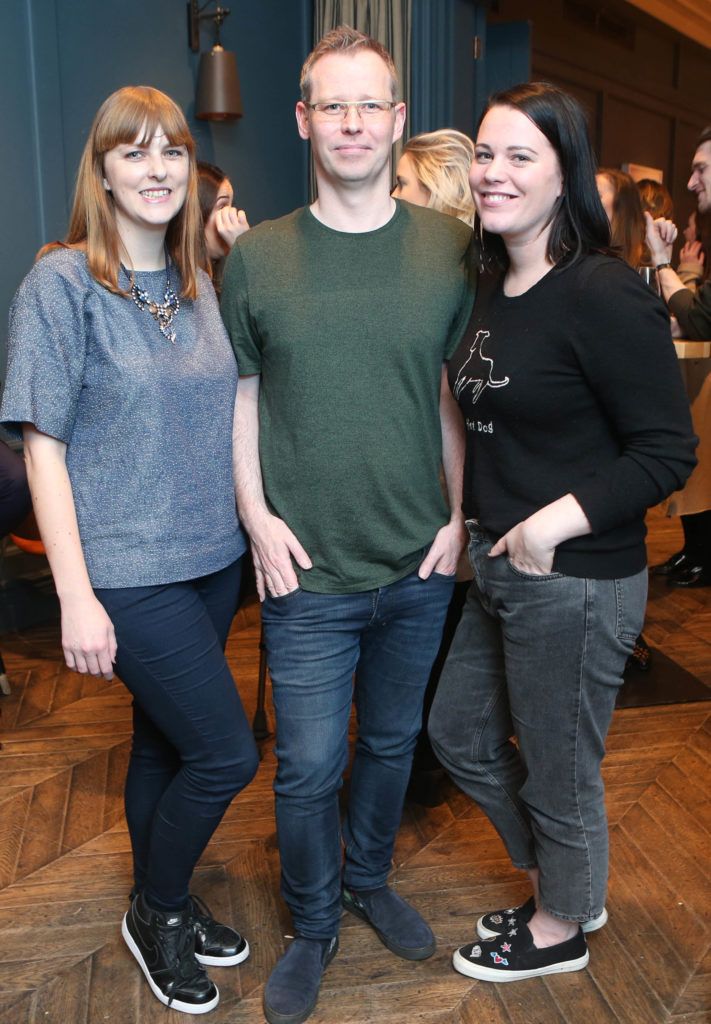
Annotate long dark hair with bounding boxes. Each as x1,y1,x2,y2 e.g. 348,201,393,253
598,168,647,268
197,160,228,225
475,82,612,270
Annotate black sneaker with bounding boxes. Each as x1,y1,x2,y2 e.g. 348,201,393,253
476,896,607,941
342,885,436,960
454,922,589,982
122,892,219,1014
263,935,338,1024
189,894,250,967
129,888,250,969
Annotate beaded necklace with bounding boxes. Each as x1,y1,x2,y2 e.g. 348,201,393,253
122,257,180,344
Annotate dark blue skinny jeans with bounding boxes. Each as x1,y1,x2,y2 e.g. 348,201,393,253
261,568,455,939
96,558,259,911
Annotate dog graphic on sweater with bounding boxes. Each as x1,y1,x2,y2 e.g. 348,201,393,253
453,329,509,406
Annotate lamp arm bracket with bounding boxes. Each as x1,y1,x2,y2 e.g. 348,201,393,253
188,1,231,52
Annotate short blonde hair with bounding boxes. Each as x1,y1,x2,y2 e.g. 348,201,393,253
40,86,205,299
300,25,398,102
402,129,476,226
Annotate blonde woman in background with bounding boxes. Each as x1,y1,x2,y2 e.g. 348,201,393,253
393,127,476,807
393,128,476,226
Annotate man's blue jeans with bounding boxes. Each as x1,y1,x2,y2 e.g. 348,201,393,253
261,569,455,939
429,523,647,922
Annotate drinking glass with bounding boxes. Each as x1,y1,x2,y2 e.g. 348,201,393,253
638,266,660,295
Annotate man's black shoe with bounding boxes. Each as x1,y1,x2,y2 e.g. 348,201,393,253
667,564,711,588
650,550,690,576
189,894,250,967
263,936,338,1024
122,892,219,1014
342,885,436,960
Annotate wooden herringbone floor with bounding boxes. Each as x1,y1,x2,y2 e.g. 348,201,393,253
0,508,709,1024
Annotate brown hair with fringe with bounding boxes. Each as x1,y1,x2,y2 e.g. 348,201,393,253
38,86,206,299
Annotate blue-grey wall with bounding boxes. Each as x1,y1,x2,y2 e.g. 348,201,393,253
1,0,312,373
409,0,531,138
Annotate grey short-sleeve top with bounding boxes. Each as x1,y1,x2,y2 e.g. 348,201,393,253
1,248,245,588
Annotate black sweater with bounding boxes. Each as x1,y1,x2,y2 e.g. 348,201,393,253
448,253,697,578
669,279,711,339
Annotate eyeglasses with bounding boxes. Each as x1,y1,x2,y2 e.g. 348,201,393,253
305,100,397,118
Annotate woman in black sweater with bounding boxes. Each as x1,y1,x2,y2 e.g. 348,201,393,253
429,82,696,983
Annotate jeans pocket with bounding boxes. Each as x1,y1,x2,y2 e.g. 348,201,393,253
614,570,648,640
264,586,302,606
506,558,564,581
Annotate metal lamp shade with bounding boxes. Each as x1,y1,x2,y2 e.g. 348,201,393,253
196,45,243,120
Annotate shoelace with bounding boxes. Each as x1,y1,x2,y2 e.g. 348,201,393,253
156,918,202,1007
188,893,216,930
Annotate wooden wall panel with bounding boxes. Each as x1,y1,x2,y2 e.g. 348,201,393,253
600,94,672,173
490,0,710,234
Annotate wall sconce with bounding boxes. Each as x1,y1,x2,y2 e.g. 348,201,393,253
188,1,243,121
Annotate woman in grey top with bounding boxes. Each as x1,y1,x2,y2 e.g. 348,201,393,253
1,86,258,1015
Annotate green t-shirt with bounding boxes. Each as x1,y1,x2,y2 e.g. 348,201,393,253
221,200,475,593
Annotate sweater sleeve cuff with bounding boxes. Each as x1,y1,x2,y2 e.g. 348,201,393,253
668,286,694,327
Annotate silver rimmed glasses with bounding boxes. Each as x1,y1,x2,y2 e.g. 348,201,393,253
304,100,397,118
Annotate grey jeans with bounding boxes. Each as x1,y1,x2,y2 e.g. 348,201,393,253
429,521,647,922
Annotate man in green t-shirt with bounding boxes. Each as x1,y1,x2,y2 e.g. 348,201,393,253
221,26,473,1024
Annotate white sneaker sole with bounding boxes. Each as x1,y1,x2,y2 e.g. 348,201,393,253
453,946,589,982
121,913,220,1014
196,939,250,967
476,906,608,942
583,907,608,933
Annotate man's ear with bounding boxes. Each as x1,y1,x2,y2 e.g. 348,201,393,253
392,102,406,145
295,101,311,141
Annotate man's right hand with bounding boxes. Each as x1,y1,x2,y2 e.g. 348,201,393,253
246,511,313,600
644,211,677,265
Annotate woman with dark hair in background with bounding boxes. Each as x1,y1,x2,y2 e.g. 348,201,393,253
597,168,658,672
596,167,648,267
197,160,249,294
676,208,711,293
1,86,258,1014
429,82,696,983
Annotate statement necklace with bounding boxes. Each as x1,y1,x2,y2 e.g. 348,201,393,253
123,258,180,343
